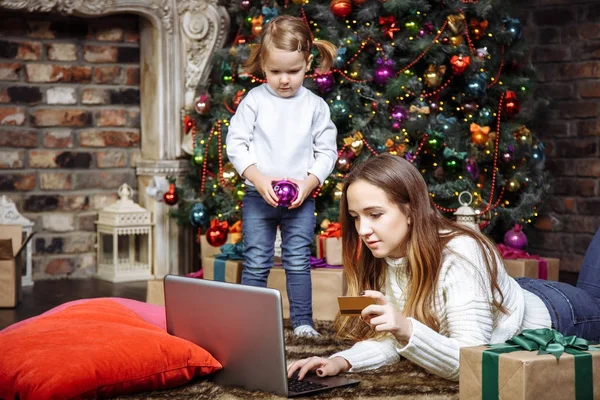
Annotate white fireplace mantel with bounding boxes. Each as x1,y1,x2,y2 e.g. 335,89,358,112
0,0,231,277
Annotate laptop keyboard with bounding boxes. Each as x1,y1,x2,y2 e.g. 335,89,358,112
288,376,328,393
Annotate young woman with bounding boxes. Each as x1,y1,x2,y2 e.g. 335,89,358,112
288,153,600,380
226,15,338,337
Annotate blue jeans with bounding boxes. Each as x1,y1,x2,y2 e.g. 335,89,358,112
242,188,316,329
516,228,600,340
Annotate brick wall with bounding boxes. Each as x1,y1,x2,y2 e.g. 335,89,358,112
515,2,600,272
0,13,141,279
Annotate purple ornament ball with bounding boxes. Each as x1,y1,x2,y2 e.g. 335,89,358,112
391,105,409,122
315,74,334,93
374,64,394,86
272,180,299,207
465,158,479,179
504,224,528,249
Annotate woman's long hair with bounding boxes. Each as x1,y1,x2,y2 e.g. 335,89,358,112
243,15,337,76
336,154,507,340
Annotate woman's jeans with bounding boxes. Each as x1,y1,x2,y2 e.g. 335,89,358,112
516,228,600,340
242,188,316,329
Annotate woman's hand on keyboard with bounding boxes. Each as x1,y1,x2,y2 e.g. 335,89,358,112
287,356,351,380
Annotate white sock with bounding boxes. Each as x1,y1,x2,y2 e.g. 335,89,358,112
293,324,320,337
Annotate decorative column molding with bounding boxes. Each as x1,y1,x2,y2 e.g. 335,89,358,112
136,160,191,278
0,0,230,277
178,0,230,110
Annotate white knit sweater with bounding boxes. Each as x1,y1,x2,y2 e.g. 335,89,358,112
225,84,338,185
330,235,551,381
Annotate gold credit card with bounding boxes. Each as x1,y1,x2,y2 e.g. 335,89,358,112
337,296,376,316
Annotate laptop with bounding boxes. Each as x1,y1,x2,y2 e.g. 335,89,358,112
164,275,360,397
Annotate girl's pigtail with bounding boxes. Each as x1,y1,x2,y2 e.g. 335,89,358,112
243,43,263,76
312,40,338,73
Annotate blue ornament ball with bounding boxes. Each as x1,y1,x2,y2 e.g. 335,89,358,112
189,202,208,228
478,106,494,124
531,142,546,164
466,75,487,98
504,17,522,42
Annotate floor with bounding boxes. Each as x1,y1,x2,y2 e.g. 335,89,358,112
0,271,580,331
0,278,147,330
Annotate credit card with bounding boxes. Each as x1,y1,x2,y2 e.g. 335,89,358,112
337,296,376,316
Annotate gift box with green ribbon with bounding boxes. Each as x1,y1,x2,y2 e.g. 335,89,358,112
202,243,244,283
200,235,236,258
460,328,600,400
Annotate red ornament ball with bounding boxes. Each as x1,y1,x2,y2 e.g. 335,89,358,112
450,55,471,74
336,148,356,172
163,183,178,206
194,93,210,115
206,224,229,247
503,90,521,118
330,0,352,18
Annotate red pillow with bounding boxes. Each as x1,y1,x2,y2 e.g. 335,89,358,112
0,299,222,399
1,297,167,333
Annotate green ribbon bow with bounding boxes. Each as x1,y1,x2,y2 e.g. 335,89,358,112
442,147,467,160
482,329,598,400
213,242,244,281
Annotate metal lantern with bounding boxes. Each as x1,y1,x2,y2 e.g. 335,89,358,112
95,184,154,282
454,191,480,232
0,195,34,286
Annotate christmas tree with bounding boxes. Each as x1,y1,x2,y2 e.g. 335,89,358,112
171,0,551,245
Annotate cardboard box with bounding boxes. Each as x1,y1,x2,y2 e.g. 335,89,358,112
0,225,34,308
146,279,164,306
202,256,242,283
460,344,600,400
315,236,343,266
267,267,346,321
200,235,236,258
503,257,559,281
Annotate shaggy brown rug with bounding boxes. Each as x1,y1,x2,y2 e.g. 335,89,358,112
115,321,458,400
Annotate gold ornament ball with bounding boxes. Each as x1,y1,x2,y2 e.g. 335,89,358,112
507,178,521,192
450,35,464,46
424,70,442,87
350,139,363,155
251,16,264,37
515,127,533,146
222,162,240,184
447,14,466,34
320,218,332,229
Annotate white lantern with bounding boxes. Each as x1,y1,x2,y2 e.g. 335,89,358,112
0,195,34,286
95,184,153,282
454,191,480,232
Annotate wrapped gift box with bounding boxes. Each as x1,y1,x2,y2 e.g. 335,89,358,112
503,257,559,281
267,267,346,321
315,236,343,266
202,256,243,283
0,225,33,308
200,236,236,258
460,343,600,400
146,279,165,306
